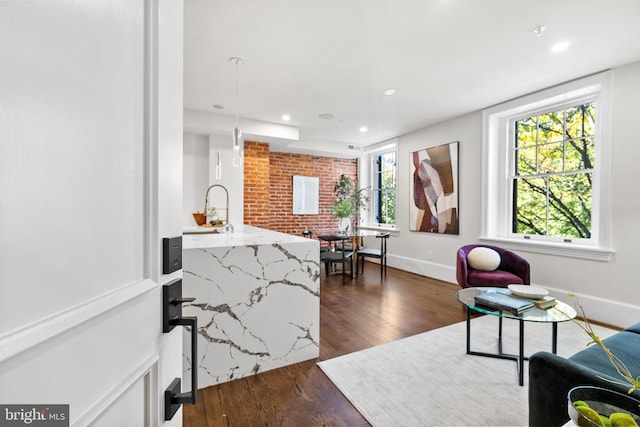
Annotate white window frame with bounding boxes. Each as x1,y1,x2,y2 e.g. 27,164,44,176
481,71,614,261
363,140,397,230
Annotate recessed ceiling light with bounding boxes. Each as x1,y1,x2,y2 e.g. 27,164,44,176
318,113,334,120
212,104,224,109
532,25,546,37
383,89,396,96
282,114,291,121
359,126,368,133
551,41,570,53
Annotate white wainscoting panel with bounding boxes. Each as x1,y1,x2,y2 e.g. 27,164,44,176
0,283,162,426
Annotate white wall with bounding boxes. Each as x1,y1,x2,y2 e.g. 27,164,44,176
388,112,481,283
183,133,209,226
387,61,640,327
182,62,640,327
207,134,244,226
182,133,245,228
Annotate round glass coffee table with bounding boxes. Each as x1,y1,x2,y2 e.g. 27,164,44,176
456,286,577,386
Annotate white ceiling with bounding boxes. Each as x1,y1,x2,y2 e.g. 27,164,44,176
184,0,640,156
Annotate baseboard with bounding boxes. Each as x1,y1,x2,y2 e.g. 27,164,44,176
387,254,457,284
537,285,640,329
387,254,639,328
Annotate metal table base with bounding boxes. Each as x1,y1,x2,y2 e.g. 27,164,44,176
465,307,559,386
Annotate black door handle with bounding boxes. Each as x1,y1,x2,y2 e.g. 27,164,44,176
162,279,198,420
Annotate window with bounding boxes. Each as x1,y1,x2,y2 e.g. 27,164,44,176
512,102,595,240
482,71,613,260
371,147,396,227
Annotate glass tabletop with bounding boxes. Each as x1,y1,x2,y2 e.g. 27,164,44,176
456,286,577,323
347,230,389,237
319,230,386,239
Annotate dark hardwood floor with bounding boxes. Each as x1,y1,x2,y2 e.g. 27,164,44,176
183,262,467,427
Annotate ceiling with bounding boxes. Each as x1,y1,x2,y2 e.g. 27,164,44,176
184,0,640,156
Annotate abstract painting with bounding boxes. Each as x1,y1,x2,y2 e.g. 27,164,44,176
410,141,459,234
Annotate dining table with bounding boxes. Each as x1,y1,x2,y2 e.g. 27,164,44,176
345,229,389,250
317,229,390,278
318,229,384,250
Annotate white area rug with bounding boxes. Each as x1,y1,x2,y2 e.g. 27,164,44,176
318,315,616,427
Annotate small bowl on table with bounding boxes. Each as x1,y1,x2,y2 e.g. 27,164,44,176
192,212,207,226
568,386,640,426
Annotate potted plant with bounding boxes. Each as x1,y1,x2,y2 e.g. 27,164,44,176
331,199,355,233
331,174,368,233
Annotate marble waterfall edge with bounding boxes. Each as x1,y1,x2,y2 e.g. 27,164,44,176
182,226,320,388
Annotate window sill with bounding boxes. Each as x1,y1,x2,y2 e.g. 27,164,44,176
478,236,614,262
359,225,399,236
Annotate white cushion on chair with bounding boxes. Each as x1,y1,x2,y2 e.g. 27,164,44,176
467,247,501,271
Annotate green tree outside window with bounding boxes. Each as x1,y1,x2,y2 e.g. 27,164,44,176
513,102,595,239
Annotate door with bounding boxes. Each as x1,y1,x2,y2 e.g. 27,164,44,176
0,1,184,426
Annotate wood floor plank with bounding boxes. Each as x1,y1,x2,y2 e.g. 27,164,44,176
183,262,466,426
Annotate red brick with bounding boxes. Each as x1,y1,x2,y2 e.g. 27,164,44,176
243,140,358,235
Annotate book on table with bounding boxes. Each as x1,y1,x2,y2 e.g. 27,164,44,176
532,296,557,309
498,290,558,309
474,291,535,314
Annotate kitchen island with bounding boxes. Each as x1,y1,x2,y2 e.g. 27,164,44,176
182,225,319,388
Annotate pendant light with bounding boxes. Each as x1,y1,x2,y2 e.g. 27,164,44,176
215,151,222,180
230,57,244,167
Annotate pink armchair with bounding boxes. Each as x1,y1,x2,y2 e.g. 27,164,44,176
456,244,530,289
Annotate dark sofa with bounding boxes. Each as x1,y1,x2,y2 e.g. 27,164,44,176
529,322,640,426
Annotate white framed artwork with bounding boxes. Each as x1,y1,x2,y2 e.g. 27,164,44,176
292,175,319,215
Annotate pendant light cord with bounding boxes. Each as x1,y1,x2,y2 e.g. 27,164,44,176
235,60,239,127
230,57,243,129
229,57,244,168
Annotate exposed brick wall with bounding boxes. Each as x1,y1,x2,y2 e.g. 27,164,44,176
244,141,271,228
243,141,358,236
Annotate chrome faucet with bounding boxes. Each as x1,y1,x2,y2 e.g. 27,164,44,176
203,184,229,225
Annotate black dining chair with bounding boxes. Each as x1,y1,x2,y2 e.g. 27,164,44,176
356,232,390,280
304,229,332,255
318,234,354,284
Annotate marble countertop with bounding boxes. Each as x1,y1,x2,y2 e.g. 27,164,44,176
182,224,312,249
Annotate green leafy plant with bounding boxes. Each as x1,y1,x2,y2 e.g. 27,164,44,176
331,199,355,219
331,174,369,220
566,294,640,394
